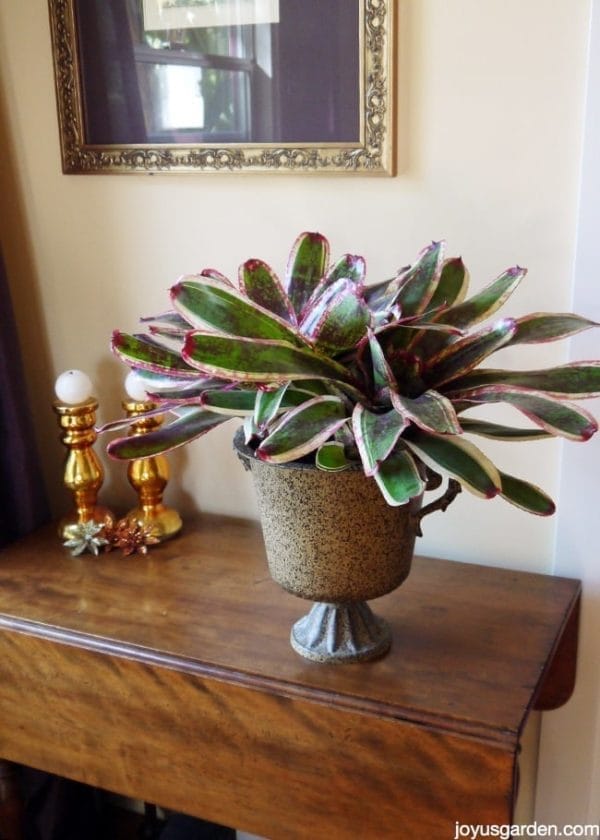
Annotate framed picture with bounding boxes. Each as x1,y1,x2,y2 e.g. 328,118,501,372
48,0,396,174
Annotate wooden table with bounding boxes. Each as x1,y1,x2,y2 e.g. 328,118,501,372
0,515,580,839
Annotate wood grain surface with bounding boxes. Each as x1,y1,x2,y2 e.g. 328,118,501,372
0,515,580,839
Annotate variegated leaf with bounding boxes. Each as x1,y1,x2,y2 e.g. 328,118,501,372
403,429,502,498
257,396,348,463
459,417,551,441
394,241,445,318
448,385,598,441
97,403,177,436
252,386,311,429
239,259,295,323
143,382,224,403
182,332,362,394
315,441,349,471
300,278,346,336
133,369,223,392
426,318,517,389
171,276,309,347
444,362,600,399
367,330,397,395
435,265,526,329
243,414,258,443
107,407,227,459
148,324,187,340
325,253,366,288
352,404,407,476
308,280,370,355
200,390,256,415
427,257,470,310
140,311,191,336
499,472,556,516
373,446,425,506
299,254,367,321
507,312,599,346
253,384,289,429
391,390,462,435
198,268,234,285
362,269,409,311
375,319,464,361
285,232,329,316
112,331,199,378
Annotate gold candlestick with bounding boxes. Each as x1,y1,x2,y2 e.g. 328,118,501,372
123,399,182,542
54,397,115,541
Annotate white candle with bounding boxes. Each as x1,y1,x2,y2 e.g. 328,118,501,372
125,370,149,402
54,369,93,405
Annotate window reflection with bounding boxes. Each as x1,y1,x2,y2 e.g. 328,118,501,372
75,0,359,146
134,12,256,141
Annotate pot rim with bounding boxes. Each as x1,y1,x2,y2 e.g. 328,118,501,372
233,426,363,473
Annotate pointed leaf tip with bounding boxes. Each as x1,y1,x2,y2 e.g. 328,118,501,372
286,231,330,316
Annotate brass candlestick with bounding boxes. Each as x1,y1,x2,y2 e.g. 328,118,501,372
123,399,182,542
54,397,115,541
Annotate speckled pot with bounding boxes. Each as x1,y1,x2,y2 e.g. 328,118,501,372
234,430,422,663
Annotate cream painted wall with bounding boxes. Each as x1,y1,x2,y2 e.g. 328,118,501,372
0,0,596,828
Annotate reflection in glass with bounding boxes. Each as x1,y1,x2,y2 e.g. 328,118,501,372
75,0,359,146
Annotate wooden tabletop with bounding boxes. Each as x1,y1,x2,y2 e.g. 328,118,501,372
0,513,580,747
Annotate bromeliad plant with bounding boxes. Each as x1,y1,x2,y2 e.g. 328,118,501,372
107,233,600,516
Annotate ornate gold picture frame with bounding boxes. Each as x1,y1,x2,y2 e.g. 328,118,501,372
48,0,395,175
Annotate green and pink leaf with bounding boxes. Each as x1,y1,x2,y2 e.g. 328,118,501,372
107,407,227,459
394,241,444,318
506,313,599,346
435,266,526,329
140,311,191,337
499,472,556,516
427,257,470,310
239,259,295,323
112,331,199,378
450,385,598,441
200,389,256,415
368,330,398,394
391,390,463,435
352,404,407,476
171,276,308,346
373,446,425,506
285,232,329,316
253,384,289,430
306,280,370,355
315,441,349,472
403,429,502,498
257,395,348,463
182,332,362,394
425,318,517,388
459,418,551,441
299,254,366,321
444,362,600,398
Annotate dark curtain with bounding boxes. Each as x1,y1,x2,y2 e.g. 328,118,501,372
75,0,147,144
0,247,50,548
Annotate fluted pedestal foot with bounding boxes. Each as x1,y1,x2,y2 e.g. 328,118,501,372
290,601,391,663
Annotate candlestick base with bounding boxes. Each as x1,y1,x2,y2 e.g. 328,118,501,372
125,505,182,542
122,399,182,543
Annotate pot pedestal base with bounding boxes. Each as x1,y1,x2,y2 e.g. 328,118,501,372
290,601,391,663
